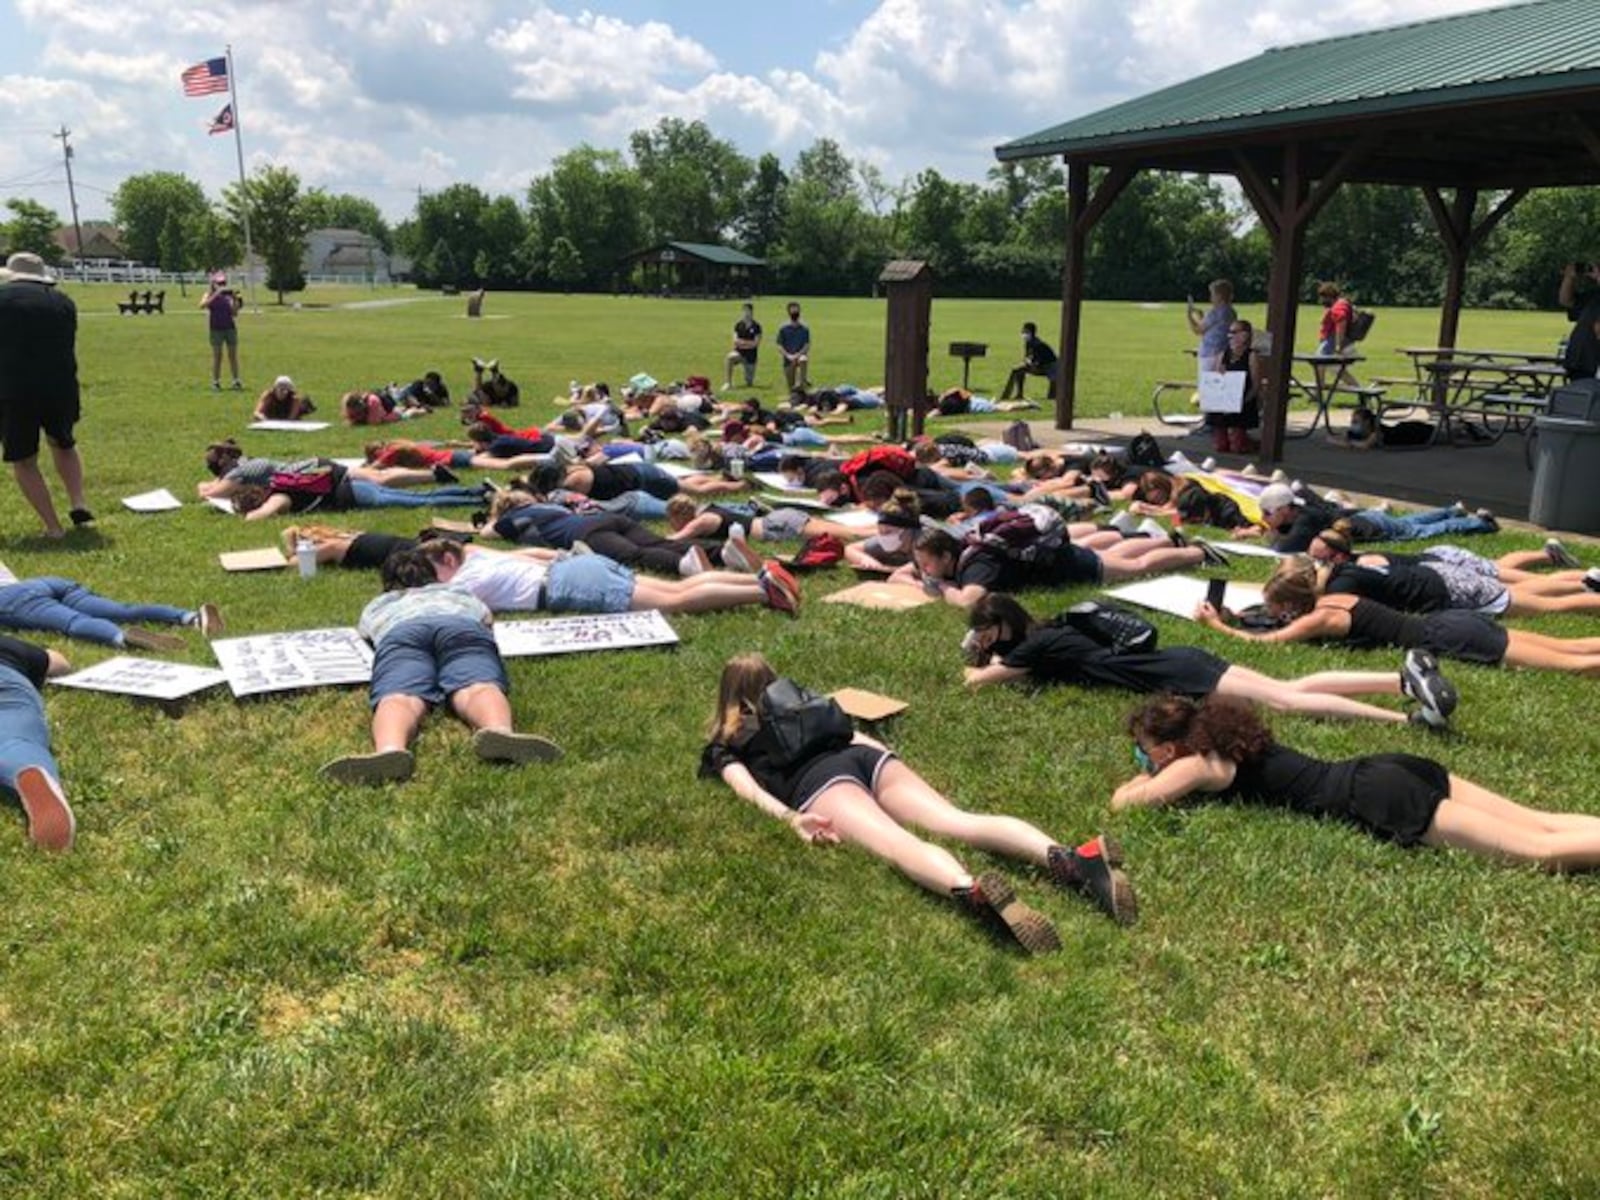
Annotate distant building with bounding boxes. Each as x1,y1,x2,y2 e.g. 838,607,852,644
54,222,126,262
302,227,398,282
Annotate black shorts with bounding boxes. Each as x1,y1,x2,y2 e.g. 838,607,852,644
342,531,417,571
1056,544,1104,586
1336,754,1450,846
791,745,896,811
1,396,78,463
1417,610,1508,666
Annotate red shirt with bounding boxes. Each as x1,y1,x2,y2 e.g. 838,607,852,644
1319,297,1352,341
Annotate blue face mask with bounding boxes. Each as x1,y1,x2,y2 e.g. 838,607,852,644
1133,745,1157,775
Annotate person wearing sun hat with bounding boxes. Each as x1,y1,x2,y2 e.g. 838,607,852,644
0,252,93,538
200,270,243,391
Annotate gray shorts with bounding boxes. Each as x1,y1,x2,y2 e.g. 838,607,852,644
209,327,238,349
1423,560,1510,613
758,507,809,541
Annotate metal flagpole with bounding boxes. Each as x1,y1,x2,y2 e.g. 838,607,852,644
224,44,258,311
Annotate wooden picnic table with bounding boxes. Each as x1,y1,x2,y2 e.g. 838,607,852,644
1285,352,1369,437
1384,353,1566,446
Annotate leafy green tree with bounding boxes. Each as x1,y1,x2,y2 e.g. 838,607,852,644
403,184,496,288
479,196,529,286
157,211,187,275
1,198,64,262
188,209,243,275
1303,184,1434,305
111,172,210,265
525,146,643,290
736,153,788,258
628,118,751,243
226,165,309,303
774,139,884,295
548,237,584,290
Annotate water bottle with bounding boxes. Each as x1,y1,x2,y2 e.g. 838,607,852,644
296,536,317,579
569,379,580,399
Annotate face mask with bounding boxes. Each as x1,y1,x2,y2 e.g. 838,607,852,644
960,629,986,666
1133,745,1157,775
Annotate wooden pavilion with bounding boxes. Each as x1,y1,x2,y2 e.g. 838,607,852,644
620,241,767,298
996,0,1600,463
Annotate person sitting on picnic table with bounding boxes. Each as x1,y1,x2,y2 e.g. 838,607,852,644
319,549,562,785
0,576,221,650
198,440,457,501
0,632,75,850
998,322,1058,401
253,375,311,422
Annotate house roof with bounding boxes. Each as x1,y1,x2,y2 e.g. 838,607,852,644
625,241,766,267
995,0,1600,188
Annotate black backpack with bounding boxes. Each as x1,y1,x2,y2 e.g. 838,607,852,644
1347,306,1376,343
1051,601,1159,654
1127,432,1165,469
756,678,854,768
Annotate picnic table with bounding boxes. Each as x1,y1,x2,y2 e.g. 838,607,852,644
1381,347,1566,446
1284,352,1375,438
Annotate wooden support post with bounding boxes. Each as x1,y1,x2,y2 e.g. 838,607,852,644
1259,143,1308,465
1055,159,1090,430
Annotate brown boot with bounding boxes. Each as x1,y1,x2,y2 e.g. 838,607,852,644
1228,427,1259,455
1211,425,1230,453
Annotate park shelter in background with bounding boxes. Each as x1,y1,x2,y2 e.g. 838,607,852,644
619,241,766,298
996,0,1600,465
302,228,410,284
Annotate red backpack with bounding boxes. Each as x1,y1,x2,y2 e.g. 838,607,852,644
839,446,915,500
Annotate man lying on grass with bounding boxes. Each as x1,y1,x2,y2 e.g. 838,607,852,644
320,548,562,785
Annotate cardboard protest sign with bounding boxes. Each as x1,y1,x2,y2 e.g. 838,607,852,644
493,610,678,658
831,688,908,722
211,628,374,697
53,656,227,701
822,582,937,611
1104,576,1265,622
220,548,289,572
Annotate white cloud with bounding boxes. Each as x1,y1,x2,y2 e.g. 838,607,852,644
0,0,1522,224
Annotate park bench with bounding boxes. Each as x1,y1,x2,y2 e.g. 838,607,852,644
115,289,165,316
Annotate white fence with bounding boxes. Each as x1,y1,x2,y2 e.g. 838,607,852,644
54,264,403,288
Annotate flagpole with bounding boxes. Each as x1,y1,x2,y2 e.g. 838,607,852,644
224,43,258,311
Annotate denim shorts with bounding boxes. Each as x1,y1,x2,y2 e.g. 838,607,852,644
632,462,681,499
450,449,474,468
759,507,809,541
544,554,636,613
370,615,507,708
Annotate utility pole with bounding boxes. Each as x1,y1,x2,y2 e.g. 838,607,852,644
53,126,85,273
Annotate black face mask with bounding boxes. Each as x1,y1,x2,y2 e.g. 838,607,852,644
988,635,1022,659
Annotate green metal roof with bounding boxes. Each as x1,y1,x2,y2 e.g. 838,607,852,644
661,241,765,267
997,0,1600,161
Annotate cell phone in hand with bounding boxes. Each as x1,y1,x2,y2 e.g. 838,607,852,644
1206,578,1227,611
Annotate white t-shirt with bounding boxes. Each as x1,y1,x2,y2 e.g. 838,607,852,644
453,552,549,613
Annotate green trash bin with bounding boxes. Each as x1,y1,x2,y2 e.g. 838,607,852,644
1530,412,1600,533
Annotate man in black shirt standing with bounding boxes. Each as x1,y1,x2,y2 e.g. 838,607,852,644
0,253,91,538
723,302,762,391
999,321,1059,401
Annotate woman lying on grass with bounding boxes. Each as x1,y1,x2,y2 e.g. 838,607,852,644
1114,694,1600,870
0,576,221,649
1200,556,1600,676
230,464,487,520
0,633,75,851
1307,525,1600,617
961,593,1455,728
700,653,1136,952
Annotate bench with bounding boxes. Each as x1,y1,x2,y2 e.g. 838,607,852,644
1373,391,1546,451
115,289,165,316
1151,379,1203,426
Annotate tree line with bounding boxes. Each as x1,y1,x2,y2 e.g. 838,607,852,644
4,115,1597,309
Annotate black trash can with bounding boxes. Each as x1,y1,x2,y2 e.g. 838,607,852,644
1530,380,1600,533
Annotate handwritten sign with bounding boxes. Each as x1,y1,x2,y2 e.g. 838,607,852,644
52,656,227,701
122,488,183,512
1198,370,1247,414
211,627,374,696
493,610,678,658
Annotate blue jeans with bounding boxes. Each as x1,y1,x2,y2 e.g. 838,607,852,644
594,490,669,520
1356,506,1495,541
0,664,57,790
631,462,682,499
350,481,484,509
0,578,190,647
782,427,829,447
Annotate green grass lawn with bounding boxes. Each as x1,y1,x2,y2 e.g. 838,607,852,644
1,286,1597,1197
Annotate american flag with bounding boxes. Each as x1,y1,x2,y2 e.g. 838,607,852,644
208,104,234,136
181,57,229,97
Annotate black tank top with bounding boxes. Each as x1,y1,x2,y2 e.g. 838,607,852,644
1343,598,1426,650
1225,744,1354,818
1326,560,1451,613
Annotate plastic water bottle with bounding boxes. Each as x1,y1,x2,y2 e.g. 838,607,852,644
569,379,580,399
296,536,317,579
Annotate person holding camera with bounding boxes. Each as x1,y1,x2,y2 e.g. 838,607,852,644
1557,260,1600,381
200,272,243,391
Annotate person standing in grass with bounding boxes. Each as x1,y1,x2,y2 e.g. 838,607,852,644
0,632,74,851
0,252,92,538
723,302,762,391
700,653,1136,953
321,548,563,785
1116,694,1600,870
776,303,811,391
200,272,243,391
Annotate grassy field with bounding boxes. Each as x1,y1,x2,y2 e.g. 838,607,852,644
1,286,1597,1197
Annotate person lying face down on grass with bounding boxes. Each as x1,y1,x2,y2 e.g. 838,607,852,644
341,387,429,426
362,437,546,475
414,536,801,618
1199,555,1600,677
699,652,1136,954
1115,693,1600,872
228,463,487,521
960,592,1455,728
1306,525,1600,618
0,632,76,851
889,524,1218,610
1127,475,1266,539
198,439,454,501
319,548,562,786
0,575,221,650
663,495,873,552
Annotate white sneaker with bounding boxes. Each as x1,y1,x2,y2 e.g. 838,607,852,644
1200,457,1217,471
1135,517,1170,542
679,546,712,576
1108,511,1137,535
1545,538,1581,568
1269,468,1288,484
722,524,761,573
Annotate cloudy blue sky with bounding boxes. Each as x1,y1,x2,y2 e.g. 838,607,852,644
0,0,1506,224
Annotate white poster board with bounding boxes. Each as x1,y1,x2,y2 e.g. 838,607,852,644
1104,575,1265,622
1198,370,1247,414
53,656,227,701
824,508,881,529
206,497,238,515
654,462,702,479
1209,540,1285,559
753,472,805,492
248,420,331,432
493,611,678,658
210,627,374,696
122,488,183,512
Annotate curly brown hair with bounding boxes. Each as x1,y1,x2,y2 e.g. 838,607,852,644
1127,695,1273,764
